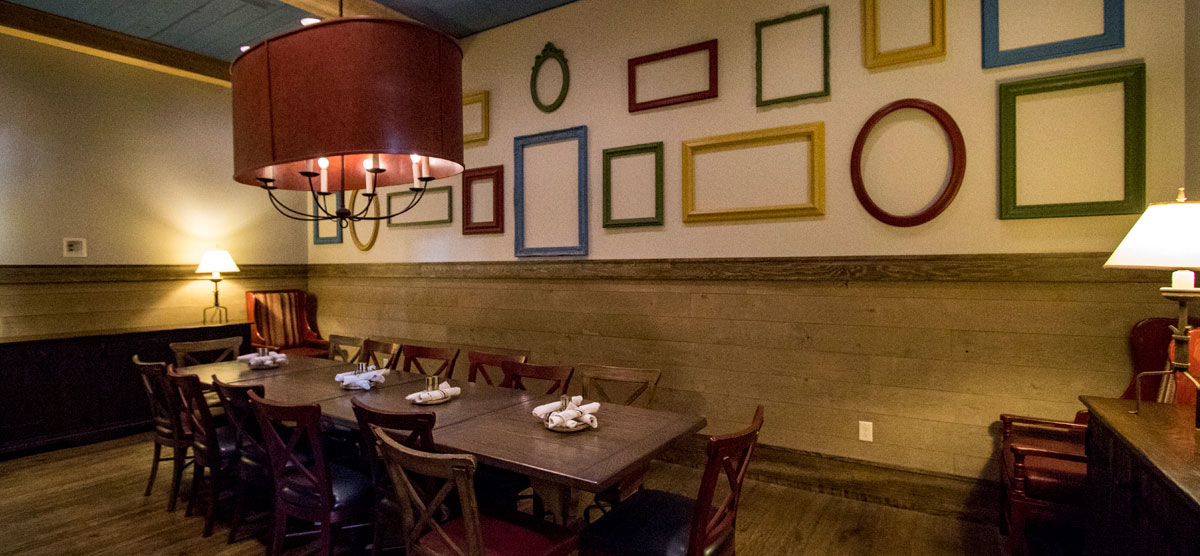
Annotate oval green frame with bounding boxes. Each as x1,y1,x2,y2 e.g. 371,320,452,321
530,42,569,113
347,190,379,251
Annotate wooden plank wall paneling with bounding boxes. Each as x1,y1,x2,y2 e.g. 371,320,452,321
307,254,1173,481
0,265,307,340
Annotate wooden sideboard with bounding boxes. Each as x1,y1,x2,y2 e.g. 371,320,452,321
1082,396,1200,556
0,322,249,458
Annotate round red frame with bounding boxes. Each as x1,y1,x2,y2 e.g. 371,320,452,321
850,98,966,227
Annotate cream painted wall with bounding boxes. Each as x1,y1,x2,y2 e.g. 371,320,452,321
1188,0,1200,185
0,34,307,265
309,0,1185,264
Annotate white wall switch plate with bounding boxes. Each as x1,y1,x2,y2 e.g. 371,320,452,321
63,238,87,258
858,421,873,442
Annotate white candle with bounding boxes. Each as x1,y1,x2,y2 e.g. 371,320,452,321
1172,270,1195,289
410,154,421,188
305,159,313,173
317,157,329,193
263,165,274,180
421,156,431,179
362,156,376,194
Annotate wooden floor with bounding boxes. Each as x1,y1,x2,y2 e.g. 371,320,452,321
0,433,1006,556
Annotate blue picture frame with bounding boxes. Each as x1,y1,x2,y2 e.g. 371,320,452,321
514,125,588,257
312,192,344,245
981,0,1123,69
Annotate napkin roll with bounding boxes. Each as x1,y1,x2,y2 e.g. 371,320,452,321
405,381,461,402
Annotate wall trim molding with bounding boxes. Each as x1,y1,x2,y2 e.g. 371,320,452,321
0,264,308,285
308,252,1162,283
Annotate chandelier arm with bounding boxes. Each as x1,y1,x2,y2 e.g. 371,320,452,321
266,190,324,221
308,176,341,219
353,186,429,221
351,193,375,219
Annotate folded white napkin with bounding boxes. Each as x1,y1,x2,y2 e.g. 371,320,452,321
542,398,600,429
405,381,461,403
334,365,386,382
336,369,386,390
238,351,287,368
532,395,584,419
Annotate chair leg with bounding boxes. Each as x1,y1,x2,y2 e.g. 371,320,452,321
228,475,248,544
186,464,204,517
372,509,385,556
168,446,187,512
145,441,162,497
203,471,219,537
319,519,334,556
1007,508,1027,556
270,503,287,556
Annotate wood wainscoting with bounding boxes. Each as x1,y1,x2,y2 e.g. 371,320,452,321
308,253,1169,490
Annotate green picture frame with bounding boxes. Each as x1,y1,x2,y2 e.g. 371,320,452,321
602,142,664,228
998,63,1145,219
755,6,830,106
531,42,569,113
386,185,453,227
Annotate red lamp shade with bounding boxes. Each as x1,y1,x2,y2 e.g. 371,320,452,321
231,18,464,191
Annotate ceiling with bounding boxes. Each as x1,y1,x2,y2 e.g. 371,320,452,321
10,0,578,62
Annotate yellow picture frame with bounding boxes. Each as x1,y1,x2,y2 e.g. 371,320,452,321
463,90,490,145
681,122,825,223
861,0,945,69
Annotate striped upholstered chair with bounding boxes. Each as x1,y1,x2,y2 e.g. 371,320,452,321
245,290,329,358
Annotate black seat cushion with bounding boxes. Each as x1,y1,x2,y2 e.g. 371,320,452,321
581,489,729,556
280,463,371,511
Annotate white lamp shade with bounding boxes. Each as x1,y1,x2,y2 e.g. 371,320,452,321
1104,202,1200,270
196,249,240,274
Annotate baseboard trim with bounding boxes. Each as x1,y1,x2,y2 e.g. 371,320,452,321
659,434,1001,525
0,264,308,284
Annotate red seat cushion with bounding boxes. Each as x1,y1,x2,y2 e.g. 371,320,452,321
1002,433,1087,506
416,510,577,556
252,291,305,349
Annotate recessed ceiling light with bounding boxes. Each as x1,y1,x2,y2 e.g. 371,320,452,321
300,17,321,26
239,46,250,52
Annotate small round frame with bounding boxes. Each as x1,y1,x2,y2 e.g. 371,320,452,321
530,42,569,113
850,98,966,227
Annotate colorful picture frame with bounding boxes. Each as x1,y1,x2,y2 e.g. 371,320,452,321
386,186,454,227
755,6,830,106
312,192,344,245
603,142,664,228
999,63,1145,219
463,90,490,145
850,98,965,227
347,190,379,251
531,42,569,113
982,0,1124,69
462,165,504,235
514,126,588,257
861,0,945,69
682,123,825,223
627,39,718,113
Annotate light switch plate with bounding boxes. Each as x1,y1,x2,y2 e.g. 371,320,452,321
858,421,873,442
63,238,87,258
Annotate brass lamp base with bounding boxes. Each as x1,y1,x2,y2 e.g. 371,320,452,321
202,278,228,324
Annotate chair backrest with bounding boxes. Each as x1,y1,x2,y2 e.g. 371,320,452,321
352,398,436,501
328,334,364,363
246,290,313,349
400,344,460,378
359,339,403,370
169,336,242,368
465,351,528,386
499,360,573,395
1124,317,1200,401
169,372,222,468
372,424,485,556
248,391,333,511
687,405,764,556
133,355,185,441
578,364,661,408
212,376,267,461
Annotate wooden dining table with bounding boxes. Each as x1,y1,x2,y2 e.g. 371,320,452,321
177,355,706,525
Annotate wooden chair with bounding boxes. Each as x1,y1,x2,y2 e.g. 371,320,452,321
248,391,372,556
170,372,236,538
581,406,764,556
372,424,579,556
328,334,364,363
499,361,573,395
134,355,192,512
400,344,460,378
246,289,330,358
465,351,528,386
351,398,436,556
359,339,403,371
169,336,242,368
212,377,270,544
578,364,662,520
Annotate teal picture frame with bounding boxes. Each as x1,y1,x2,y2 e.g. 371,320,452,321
755,6,830,106
602,142,664,228
982,0,1124,69
998,63,1145,219
386,186,454,227
312,192,344,245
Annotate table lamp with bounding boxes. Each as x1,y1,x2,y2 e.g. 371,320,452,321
196,249,240,324
1104,188,1200,425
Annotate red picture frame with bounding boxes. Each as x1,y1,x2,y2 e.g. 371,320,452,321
462,165,504,235
628,39,718,113
850,98,966,227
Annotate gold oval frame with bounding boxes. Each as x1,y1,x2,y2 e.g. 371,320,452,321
348,190,379,251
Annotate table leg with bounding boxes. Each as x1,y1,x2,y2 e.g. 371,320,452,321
530,478,577,527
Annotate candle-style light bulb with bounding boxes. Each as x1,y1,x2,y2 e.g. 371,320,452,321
421,156,431,179
362,157,376,194
410,154,421,189
318,157,330,193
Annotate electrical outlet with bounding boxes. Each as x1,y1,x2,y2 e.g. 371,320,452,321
858,421,873,442
62,238,87,258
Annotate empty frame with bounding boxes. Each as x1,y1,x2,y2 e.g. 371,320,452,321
463,90,490,145
514,126,588,256
682,123,825,223
387,185,453,227
982,0,1124,68
603,142,664,228
862,0,945,69
628,39,718,112
463,165,504,235
999,63,1144,219
312,192,344,245
756,6,830,106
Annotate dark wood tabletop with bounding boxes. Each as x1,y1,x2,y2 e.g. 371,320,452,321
321,380,542,430
175,354,347,385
